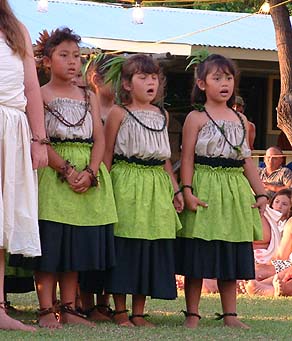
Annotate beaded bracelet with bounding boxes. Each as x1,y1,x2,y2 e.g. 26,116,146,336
31,136,51,145
59,160,75,182
255,194,269,201
174,189,181,197
84,165,100,187
181,185,194,194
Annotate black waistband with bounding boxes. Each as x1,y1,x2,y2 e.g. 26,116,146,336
114,154,165,166
195,154,245,168
50,137,94,144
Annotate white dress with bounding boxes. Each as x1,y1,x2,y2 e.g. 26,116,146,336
0,36,41,257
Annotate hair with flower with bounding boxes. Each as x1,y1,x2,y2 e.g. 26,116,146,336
34,27,81,73
190,53,238,108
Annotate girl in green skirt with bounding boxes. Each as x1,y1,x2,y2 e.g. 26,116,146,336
104,54,183,327
25,28,117,329
176,54,267,329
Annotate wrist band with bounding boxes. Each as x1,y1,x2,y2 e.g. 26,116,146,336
59,160,75,182
255,194,269,201
181,185,193,194
84,165,100,187
31,137,51,145
174,189,181,197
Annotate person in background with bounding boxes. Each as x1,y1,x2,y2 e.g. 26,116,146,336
232,96,256,150
77,55,116,322
258,146,292,198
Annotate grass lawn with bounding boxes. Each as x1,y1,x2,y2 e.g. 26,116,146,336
0,291,291,340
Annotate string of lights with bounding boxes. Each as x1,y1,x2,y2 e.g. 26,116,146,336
107,0,291,54
36,0,291,53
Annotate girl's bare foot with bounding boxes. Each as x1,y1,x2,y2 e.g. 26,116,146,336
245,280,274,296
112,311,134,327
130,315,155,327
88,307,112,322
38,312,62,329
273,274,285,297
182,311,201,329
0,307,36,331
61,312,95,326
96,304,113,319
223,315,250,329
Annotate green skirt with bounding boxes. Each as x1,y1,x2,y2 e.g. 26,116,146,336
178,164,262,242
38,142,117,226
111,160,182,240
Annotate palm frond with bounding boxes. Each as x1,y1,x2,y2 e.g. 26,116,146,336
185,48,210,70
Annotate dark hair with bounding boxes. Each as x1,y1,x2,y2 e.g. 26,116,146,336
0,0,26,58
43,27,81,58
120,54,166,105
270,188,292,214
191,54,238,108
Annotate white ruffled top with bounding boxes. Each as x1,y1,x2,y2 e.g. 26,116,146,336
114,109,171,161
196,119,251,160
45,97,92,139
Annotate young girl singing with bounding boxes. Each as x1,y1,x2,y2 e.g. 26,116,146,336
29,27,117,329
176,54,266,329
104,54,183,327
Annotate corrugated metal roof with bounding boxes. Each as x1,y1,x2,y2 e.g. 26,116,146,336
9,0,284,53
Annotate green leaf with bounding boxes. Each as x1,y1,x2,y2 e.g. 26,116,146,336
185,48,210,70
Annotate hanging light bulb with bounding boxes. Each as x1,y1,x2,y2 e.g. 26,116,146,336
132,1,144,25
37,0,48,13
259,0,270,14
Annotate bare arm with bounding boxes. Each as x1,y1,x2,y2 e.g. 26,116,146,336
71,91,105,192
276,217,292,260
164,159,184,213
180,111,208,211
86,92,104,174
21,24,48,169
103,105,125,171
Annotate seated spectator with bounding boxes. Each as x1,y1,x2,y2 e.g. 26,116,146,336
203,189,292,295
240,216,292,297
258,146,292,198
232,96,256,150
253,189,292,278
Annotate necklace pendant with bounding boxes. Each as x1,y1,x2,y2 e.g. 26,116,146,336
233,145,242,155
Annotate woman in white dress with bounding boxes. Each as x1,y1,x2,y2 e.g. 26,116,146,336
0,0,48,331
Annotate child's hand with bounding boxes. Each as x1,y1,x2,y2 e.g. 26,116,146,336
70,170,91,193
252,196,268,216
65,168,79,187
184,193,208,211
173,192,184,213
31,143,48,169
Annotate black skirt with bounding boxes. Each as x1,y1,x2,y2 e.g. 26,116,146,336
4,276,35,293
175,237,255,280
105,237,177,300
10,220,116,273
79,270,106,294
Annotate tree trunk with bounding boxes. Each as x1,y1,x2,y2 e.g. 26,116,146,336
270,0,292,144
